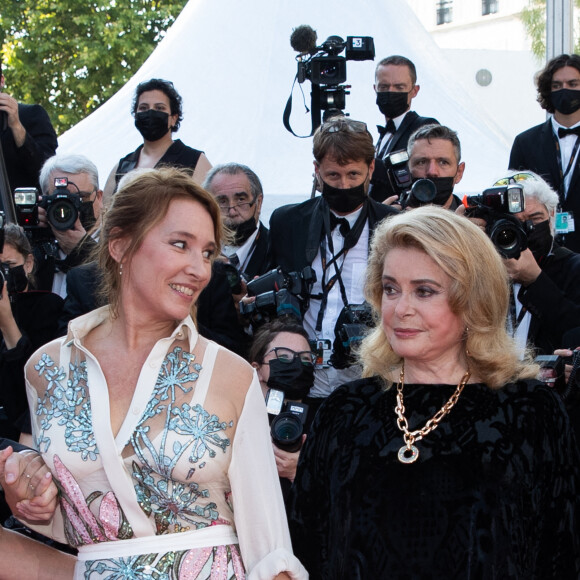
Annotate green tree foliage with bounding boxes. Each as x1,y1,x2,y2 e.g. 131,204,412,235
521,0,580,58
0,1,188,134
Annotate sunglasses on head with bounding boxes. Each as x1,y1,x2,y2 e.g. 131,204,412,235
493,172,536,186
321,118,368,134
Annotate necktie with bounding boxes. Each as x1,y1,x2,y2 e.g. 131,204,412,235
558,126,580,138
377,119,396,136
329,214,350,237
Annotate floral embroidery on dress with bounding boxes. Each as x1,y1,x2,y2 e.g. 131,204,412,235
34,353,98,460
83,544,246,579
54,455,133,547
130,347,234,533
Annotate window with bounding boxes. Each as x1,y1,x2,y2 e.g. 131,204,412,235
482,0,498,15
436,1,453,25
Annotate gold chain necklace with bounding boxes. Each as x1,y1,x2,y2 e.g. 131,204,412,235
394,364,471,464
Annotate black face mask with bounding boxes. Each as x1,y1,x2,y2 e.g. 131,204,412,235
428,176,456,206
322,179,368,214
79,199,96,231
134,110,170,142
550,88,580,116
3,264,28,294
229,216,257,246
376,91,409,119
267,358,314,400
526,219,553,262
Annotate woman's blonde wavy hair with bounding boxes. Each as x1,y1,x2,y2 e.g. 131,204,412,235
359,206,538,388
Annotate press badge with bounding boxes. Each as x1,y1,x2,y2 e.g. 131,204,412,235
311,339,332,368
555,211,575,234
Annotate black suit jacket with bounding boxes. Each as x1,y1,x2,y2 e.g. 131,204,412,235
268,196,397,274
370,111,439,202
517,245,580,355
0,103,58,191
509,119,580,252
244,222,270,279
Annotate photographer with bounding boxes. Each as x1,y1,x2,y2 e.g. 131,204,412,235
249,318,315,494
370,55,438,203
0,224,63,439
496,171,580,355
203,163,270,280
35,154,104,297
405,124,465,210
269,117,397,412
0,59,57,191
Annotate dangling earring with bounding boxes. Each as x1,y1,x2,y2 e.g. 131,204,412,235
464,327,470,356
119,263,123,276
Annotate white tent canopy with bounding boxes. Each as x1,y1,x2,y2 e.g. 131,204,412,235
58,0,514,196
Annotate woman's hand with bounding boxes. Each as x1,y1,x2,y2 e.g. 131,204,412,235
0,446,58,524
272,435,306,482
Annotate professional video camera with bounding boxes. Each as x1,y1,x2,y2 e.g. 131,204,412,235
329,302,374,369
464,185,527,259
266,389,309,452
284,25,375,134
239,266,316,326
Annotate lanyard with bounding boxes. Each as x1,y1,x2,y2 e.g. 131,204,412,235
553,131,580,199
313,205,368,333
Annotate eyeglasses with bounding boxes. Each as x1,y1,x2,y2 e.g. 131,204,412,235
493,173,537,186
265,347,316,366
216,198,256,212
78,189,97,201
321,118,368,134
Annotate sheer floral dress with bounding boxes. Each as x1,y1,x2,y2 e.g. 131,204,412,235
25,307,306,580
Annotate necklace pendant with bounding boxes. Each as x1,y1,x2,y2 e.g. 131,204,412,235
398,444,419,464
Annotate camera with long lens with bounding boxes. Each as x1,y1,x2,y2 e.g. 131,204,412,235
266,388,309,452
398,178,442,209
464,185,527,259
38,177,83,231
329,302,374,369
370,151,442,207
240,266,316,326
286,25,375,132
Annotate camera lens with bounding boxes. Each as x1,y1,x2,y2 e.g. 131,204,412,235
410,179,437,204
489,218,526,259
270,412,304,453
48,199,78,231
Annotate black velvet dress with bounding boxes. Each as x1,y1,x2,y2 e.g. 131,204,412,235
288,377,580,579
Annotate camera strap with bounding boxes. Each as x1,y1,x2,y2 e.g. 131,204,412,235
313,204,368,332
283,75,316,138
